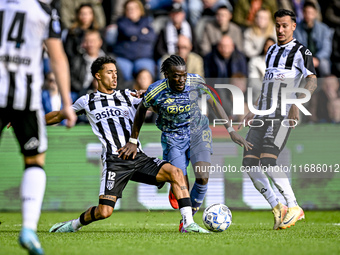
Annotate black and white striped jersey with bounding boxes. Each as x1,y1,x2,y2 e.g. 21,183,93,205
72,90,143,159
0,0,61,111
256,38,316,118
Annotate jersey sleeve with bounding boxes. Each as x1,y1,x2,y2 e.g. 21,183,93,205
297,46,317,77
72,96,86,116
189,74,212,100
124,89,142,106
142,85,157,108
41,4,61,40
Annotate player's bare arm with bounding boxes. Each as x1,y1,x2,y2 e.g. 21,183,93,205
117,102,149,159
208,97,253,151
288,74,317,126
45,38,77,128
45,110,66,125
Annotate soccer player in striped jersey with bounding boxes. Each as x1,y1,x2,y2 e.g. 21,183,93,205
0,1,76,254
47,56,210,234
239,9,317,230
118,55,252,231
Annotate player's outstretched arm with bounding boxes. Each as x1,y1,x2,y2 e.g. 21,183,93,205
45,110,66,125
117,102,148,159
208,98,252,151
45,38,77,128
288,74,317,127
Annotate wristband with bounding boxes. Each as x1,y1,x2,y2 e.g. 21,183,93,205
227,126,235,133
129,138,138,144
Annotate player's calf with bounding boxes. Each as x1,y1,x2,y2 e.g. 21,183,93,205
50,201,116,233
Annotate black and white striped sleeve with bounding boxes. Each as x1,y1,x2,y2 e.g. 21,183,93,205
297,46,316,77
72,95,87,116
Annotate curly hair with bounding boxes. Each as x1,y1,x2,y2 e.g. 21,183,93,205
91,56,116,78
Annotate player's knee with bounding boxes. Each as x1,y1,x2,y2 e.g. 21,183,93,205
196,177,209,185
260,157,276,167
169,167,184,183
24,153,45,167
97,205,114,219
242,157,260,167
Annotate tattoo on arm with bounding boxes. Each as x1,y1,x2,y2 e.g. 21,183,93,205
304,75,317,96
180,186,188,190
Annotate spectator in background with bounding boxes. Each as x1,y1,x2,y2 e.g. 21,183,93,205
154,3,197,62
204,35,247,78
233,0,277,28
145,0,185,13
42,72,66,125
70,30,107,102
114,0,156,81
277,0,322,23
309,75,340,123
133,69,157,123
60,0,106,29
144,0,201,26
42,72,63,114
63,3,103,61
324,0,340,77
133,69,154,91
200,5,243,56
243,8,276,58
161,35,204,78
200,0,233,18
248,37,275,101
294,1,333,77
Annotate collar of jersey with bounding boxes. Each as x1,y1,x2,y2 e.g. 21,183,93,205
279,38,296,48
96,90,117,96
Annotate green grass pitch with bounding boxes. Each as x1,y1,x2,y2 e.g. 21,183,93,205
0,211,339,255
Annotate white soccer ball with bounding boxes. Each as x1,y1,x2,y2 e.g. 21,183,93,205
202,203,232,232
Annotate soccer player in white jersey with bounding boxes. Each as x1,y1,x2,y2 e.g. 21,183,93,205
47,56,210,234
0,1,76,254
239,9,317,230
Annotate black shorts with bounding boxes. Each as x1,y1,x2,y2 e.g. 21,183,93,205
244,118,291,157
0,107,47,156
100,152,168,198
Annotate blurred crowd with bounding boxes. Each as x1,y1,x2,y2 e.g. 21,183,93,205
41,0,340,124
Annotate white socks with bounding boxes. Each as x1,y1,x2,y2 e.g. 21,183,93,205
72,218,83,230
266,168,298,208
21,167,46,231
180,206,194,227
247,167,279,208
248,166,298,208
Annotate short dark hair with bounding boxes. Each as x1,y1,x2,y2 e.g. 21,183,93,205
160,55,186,74
303,1,317,10
91,56,116,78
216,4,233,13
274,9,296,23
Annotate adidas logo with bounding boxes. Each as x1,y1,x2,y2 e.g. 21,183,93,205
24,137,40,150
164,98,175,104
305,49,312,56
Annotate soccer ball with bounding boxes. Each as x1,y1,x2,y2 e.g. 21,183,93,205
202,203,232,232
